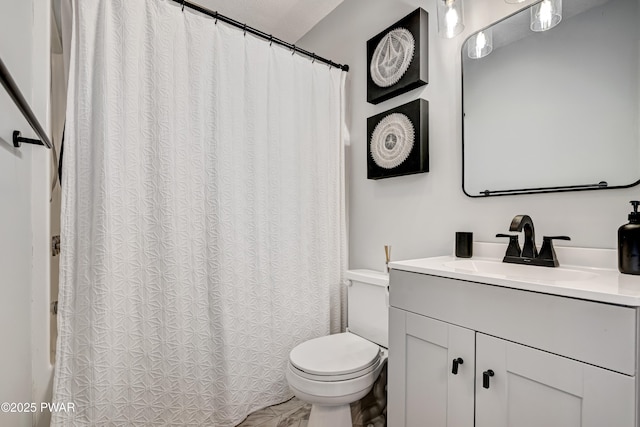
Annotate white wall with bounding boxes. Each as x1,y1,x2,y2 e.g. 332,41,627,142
298,0,640,271
0,0,53,426
0,1,35,425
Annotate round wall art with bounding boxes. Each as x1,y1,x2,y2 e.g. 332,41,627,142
367,99,429,180
367,8,429,104
370,113,415,169
370,29,415,88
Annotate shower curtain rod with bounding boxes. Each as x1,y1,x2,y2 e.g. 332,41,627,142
170,0,350,72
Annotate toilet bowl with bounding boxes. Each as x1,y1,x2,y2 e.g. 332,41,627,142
286,270,389,427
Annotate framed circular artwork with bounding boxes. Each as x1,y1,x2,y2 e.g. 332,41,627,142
367,99,429,179
367,8,429,105
370,28,415,88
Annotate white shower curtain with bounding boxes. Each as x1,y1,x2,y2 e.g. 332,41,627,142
52,0,347,425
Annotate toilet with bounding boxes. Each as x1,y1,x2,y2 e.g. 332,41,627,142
286,270,389,427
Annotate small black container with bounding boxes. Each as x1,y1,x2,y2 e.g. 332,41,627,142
455,232,473,258
618,201,640,275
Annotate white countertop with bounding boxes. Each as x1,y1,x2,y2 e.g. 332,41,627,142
388,243,640,306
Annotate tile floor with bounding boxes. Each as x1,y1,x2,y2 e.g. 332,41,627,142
236,397,311,427
236,397,368,427
237,363,388,427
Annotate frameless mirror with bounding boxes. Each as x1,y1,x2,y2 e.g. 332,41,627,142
462,0,640,196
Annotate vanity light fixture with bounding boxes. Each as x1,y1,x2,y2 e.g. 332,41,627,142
467,29,493,59
437,0,465,38
531,0,562,32
504,0,526,3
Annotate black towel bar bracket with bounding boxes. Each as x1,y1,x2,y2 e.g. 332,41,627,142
0,55,52,149
13,130,45,148
2,54,60,190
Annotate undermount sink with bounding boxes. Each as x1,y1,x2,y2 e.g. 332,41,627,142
443,259,598,283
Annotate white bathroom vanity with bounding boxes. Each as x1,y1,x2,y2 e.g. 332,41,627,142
388,243,640,427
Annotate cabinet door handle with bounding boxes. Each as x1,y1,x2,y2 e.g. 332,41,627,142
482,370,495,389
451,357,464,375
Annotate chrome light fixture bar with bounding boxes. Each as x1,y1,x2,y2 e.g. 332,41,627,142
437,0,465,38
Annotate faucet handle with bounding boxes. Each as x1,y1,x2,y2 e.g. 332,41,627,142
496,234,522,258
538,236,571,267
543,235,571,242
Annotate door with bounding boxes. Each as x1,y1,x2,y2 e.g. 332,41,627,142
388,308,475,427
476,333,636,427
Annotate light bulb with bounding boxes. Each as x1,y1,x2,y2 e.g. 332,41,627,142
531,0,562,32
445,6,459,38
467,29,493,59
538,0,553,30
475,31,487,58
437,0,464,39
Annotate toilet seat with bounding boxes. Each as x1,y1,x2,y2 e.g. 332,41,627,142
288,355,380,382
289,333,381,381
286,349,388,401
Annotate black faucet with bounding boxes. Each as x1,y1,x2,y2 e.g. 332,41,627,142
509,215,538,258
496,215,570,267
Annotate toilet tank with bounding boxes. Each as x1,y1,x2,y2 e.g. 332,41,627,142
345,269,389,348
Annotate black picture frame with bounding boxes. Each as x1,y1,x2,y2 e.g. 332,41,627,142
367,8,429,105
367,99,429,180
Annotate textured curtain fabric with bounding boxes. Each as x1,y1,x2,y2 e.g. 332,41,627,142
51,0,347,425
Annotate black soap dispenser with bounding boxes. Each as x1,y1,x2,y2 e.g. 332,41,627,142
618,201,640,275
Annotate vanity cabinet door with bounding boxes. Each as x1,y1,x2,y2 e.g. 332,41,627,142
475,333,636,427
388,308,475,427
